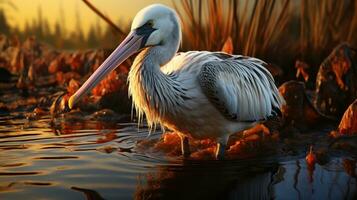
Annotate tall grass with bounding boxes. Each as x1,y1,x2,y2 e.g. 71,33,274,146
173,0,293,57
174,0,357,80
300,0,357,61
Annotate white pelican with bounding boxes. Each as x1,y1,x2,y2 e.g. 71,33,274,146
69,4,285,159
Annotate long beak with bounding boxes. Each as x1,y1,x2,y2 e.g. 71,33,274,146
68,31,143,109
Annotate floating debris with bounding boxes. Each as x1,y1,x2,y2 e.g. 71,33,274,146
306,145,316,166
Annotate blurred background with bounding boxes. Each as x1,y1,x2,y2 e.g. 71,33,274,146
1,0,356,65
1,0,172,49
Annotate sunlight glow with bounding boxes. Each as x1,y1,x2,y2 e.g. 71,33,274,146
4,0,172,34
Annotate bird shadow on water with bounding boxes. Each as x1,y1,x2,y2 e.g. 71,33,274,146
134,158,280,200
68,159,279,200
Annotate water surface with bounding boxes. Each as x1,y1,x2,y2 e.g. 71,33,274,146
0,113,356,200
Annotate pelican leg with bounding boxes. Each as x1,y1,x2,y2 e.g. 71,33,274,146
216,137,229,160
179,135,190,158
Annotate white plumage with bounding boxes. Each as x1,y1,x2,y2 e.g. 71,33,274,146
128,49,284,141
69,4,285,159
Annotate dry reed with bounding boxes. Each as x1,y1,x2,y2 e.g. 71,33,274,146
173,0,357,78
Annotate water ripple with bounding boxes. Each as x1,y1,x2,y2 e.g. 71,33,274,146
0,115,355,199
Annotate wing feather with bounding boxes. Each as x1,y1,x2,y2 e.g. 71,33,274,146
198,54,284,121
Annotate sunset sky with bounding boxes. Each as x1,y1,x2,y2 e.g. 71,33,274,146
4,0,173,33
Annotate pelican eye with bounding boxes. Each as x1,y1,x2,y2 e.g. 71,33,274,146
136,19,156,36
135,20,157,48
146,20,154,27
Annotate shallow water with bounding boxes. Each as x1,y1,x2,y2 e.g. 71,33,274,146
0,113,356,200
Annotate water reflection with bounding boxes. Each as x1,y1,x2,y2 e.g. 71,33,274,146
134,158,357,200
275,158,357,199
135,160,278,200
0,181,53,192
71,186,105,200
0,114,356,199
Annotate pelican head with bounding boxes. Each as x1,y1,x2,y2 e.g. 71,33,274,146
68,4,181,109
